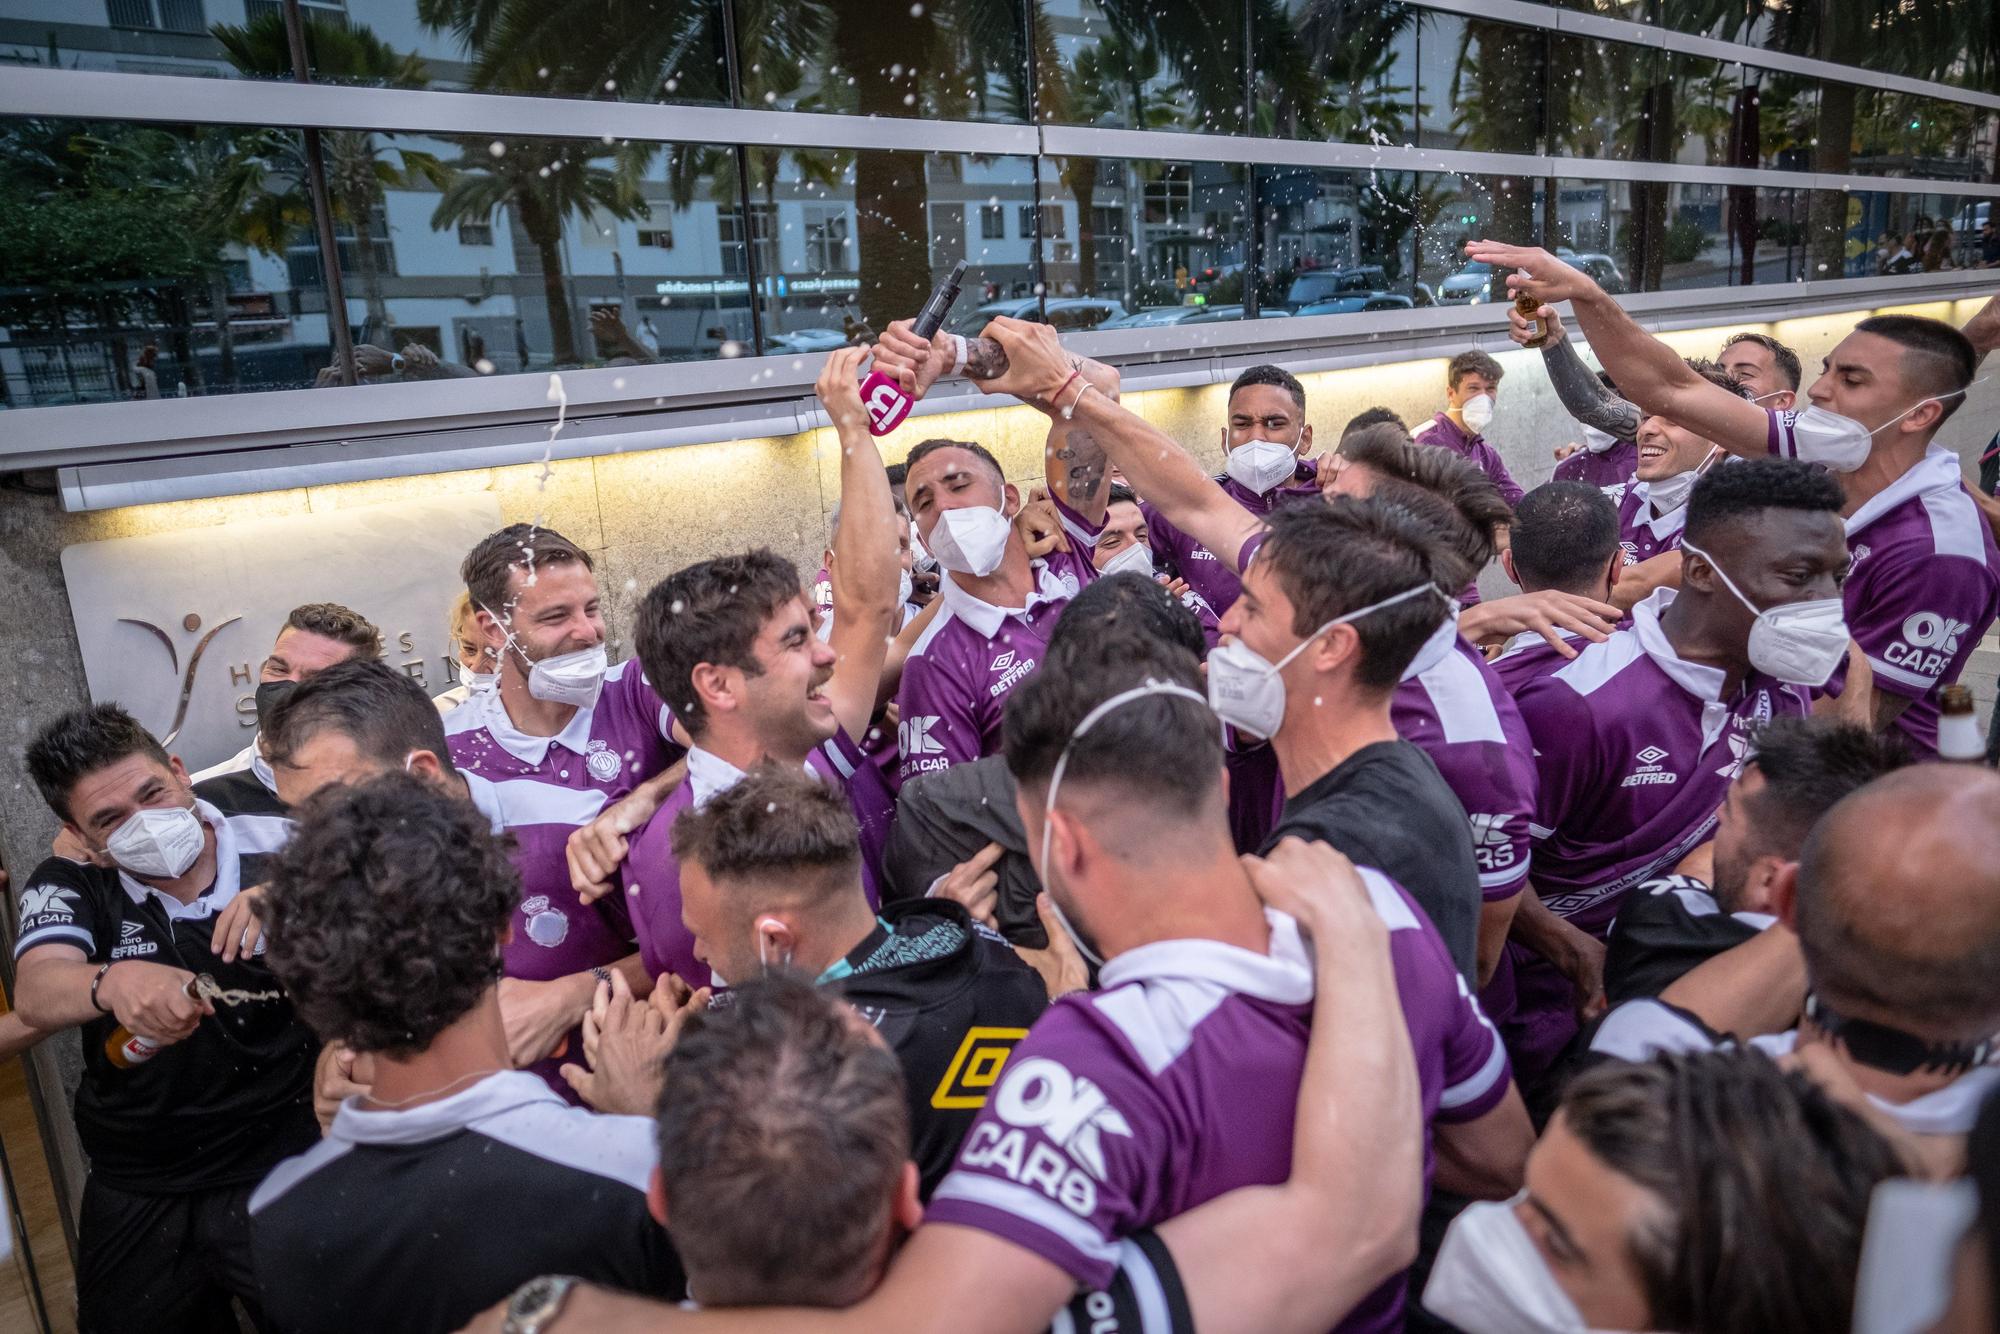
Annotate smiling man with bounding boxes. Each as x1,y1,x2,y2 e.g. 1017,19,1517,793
1604,361,1741,567
1473,240,2000,758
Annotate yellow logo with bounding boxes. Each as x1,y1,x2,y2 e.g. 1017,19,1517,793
930,1026,1029,1110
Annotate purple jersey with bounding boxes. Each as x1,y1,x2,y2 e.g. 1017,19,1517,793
1508,591,1809,1074
444,659,684,1091
1489,630,1582,697
897,499,1102,784
927,869,1509,1333
1393,637,1538,901
1553,438,1639,488
623,733,891,985
1143,464,1319,617
1834,446,2000,758
1413,413,1526,507
1605,480,1687,565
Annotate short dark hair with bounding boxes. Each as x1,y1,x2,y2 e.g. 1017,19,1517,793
1049,571,1208,662
1229,363,1305,412
461,524,595,618
884,461,908,488
672,764,862,899
634,551,802,739
1340,424,1511,578
1256,499,1453,691
1510,481,1622,594
282,602,384,660
1341,406,1407,440
26,703,172,824
1721,332,1803,391
1853,314,1977,423
1683,356,1745,397
1003,625,1216,827
904,438,1005,488
264,658,455,775
261,773,516,1055
1107,482,1139,508
1739,717,1906,864
655,973,908,1307
1447,349,1503,390
1682,457,1844,550
1560,1050,1901,1334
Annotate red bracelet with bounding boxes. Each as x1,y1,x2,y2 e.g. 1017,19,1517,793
1049,368,1081,410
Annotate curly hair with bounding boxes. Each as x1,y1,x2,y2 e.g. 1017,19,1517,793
284,602,384,660
1683,457,1844,548
259,773,517,1055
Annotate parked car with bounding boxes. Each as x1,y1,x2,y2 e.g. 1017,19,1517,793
1096,306,1207,329
945,297,1129,335
1294,294,1416,316
1436,260,1497,305
1283,266,1391,310
764,328,852,353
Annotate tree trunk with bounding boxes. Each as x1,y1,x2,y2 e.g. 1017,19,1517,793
518,192,577,366
1068,158,1101,296
1729,81,1761,287
831,5,934,329
1630,77,1676,292
172,285,205,392
1808,82,1858,278
345,188,392,348
207,268,238,389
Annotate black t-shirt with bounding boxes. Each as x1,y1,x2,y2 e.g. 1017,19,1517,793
249,1071,683,1334
831,899,1050,1200
1603,874,1770,1005
1261,740,1482,978
12,804,318,1192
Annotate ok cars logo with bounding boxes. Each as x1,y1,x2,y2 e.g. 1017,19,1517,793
957,1057,1133,1216
1886,612,1969,682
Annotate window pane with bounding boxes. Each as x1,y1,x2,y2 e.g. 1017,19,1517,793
1037,156,1248,328
1423,171,1547,304
1719,185,1813,286
1044,0,1248,136
1546,35,1661,164
1417,15,1545,155
1840,190,1992,279
1258,1,1419,145
0,117,337,407
740,0,1026,122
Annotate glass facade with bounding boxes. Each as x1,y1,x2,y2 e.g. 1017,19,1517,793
0,0,1994,411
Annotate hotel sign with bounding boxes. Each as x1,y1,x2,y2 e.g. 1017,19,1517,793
60,495,502,772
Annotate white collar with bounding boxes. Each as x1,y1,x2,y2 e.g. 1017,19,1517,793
1846,445,1966,537
1399,618,1461,682
117,799,243,919
938,559,1074,641
1750,1033,2000,1136
460,679,599,767
1497,627,1577,659
1629,588,1727,701
1630,481,1692,539
331,1070,556,1146
249,747,278,795
685,745,818,808
1098,909,1314,1005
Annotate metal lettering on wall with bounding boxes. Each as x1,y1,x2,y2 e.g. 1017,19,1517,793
60,495,504,771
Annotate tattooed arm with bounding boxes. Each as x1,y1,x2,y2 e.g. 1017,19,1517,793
1045,359,1119,528
1525,304,1642,443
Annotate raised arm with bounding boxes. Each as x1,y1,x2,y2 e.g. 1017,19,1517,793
1963,291,2000,370
1514,304,1642,442
817,346,902,743
976,318,1264,573
1154,839,1423,1334
1467,242,1772,460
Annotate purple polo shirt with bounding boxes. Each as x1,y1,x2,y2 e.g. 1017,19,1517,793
1605,480,1687,566
1393,635,1538,903
896,498,1102,784
1829,445,2000,759
1506,589,1809,1073
623,732,892,986
444,659,684,1092
1553,438,1639,488
1143,462,1320,617
1413,413,1526,508
1489,629,1582,697
926,868,1509,1333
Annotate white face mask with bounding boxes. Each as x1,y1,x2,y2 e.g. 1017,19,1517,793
1424,1196,1590,1334
1641,446,1718,516
898,567,915,607
1040,680,1212,968
1097,541,1155,580
1581,425,1618,455
105,803,206,880
927,504,1013,578
525,643,609,707
1224,437,1301,495
1208,582,1441,739
1682,541,1850,687
1852,1179,1978,1334
463,668,499,693
1783,391,1966,473
1460,392,1496,434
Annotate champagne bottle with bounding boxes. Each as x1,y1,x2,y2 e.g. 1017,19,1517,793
105,1027,162,1068
1937,684,1986,763
1514,286,1548,348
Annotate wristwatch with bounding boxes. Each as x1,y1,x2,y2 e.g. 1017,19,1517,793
501,1275,579,1334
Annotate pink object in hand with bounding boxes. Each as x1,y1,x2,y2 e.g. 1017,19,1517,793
861,369,913,436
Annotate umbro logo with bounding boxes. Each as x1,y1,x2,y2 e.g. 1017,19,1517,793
121,921,144,940
112,919,158,959
991,650,1016,673
1636,746,1668,765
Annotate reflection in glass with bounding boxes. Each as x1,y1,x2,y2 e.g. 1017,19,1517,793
740,0,1025,123
1253,166,1431,312
0,118,329,407
1260,1,1418,144
1840,191,1992,279
1420,173,1546,305
1041,0,1248,136
1036,158,1248,329
1418,15,1545,156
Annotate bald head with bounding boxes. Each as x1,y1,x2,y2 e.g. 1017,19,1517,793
1796,767,2000,1041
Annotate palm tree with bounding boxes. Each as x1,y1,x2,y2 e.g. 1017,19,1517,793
429,116,651,365
210,13,447,347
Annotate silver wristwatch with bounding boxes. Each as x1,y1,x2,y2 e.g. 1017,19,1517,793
502,1275,579,1334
